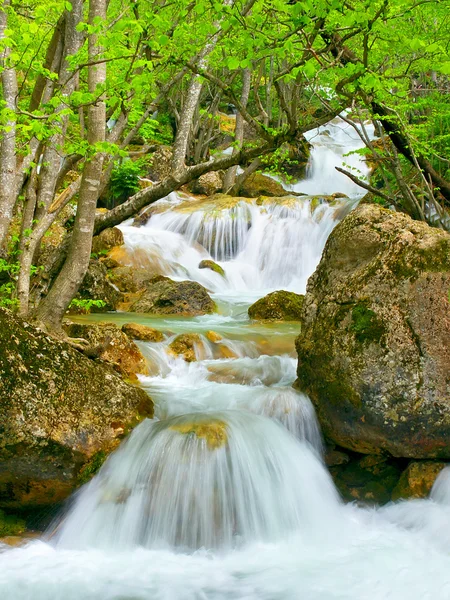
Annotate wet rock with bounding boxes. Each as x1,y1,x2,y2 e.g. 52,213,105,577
91,227,124,255
248,291,304,321
107,266,157,293
130,276,216,316
237,173,289,198
70,260,122,313
189,172,223,196
170,419,228,450
169,333,205,362
205,330,223,343
122,323,165,343
296,204,450,459
392,461,447,500
65,322,149,381
198,259,225,277
0,308,153,509
330,454,402,505
325,449,350,467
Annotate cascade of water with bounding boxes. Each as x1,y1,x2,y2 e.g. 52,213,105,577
54,412,338,551
2,117,450,600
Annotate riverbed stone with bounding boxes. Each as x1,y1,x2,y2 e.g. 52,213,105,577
122,323,165,342
248,290,304,321
169,333,205,362
296,204,450,459
0,308,153,510
107,266,157,293
198,259,225,277
130,276,216,316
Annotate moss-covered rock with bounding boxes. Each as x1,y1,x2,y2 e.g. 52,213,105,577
169,333,205,362
392,461,447,500
122,323,164,342
296,204,450,459
130,276,216,316
248,291,304,321
198,259,225,277
0,308,153,510
91,227,124,255
64,322,149,381
237,173,288,198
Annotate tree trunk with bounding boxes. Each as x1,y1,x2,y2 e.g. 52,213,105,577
223,68,251,192
0,0,18,252
35,0,107,330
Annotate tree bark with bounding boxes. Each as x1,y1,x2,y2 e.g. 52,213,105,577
0,0,18,252
35,0,107,330
223,68,251,192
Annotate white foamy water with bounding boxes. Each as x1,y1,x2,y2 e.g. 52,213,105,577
1,116,449,600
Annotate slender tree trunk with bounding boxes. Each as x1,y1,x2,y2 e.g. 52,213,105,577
35,0,107,330
0,0,18,252
223,68,251,192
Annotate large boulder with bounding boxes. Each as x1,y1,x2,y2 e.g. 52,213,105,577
248,290,304,321
130,276,216,316
296,204,450,459
0,309,153,510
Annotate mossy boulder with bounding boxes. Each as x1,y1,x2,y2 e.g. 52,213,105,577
130,276,216,316
122,323,164,342
296,204,450,459
198,259,225,277
64,322,149,381
392,461,447,500
169,333,205,362
91,227,124,255
0,308,153,510
248,290,304,321
237,173,288,198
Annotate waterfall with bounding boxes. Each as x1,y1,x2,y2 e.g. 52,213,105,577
54,412,337,551
1,116,450,600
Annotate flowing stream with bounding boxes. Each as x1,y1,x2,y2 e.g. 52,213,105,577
1,117,450,599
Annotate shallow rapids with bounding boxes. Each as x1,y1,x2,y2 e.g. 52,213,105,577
1,116,449,599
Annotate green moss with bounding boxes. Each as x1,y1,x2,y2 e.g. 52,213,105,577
198,260,225,277
78,451,107,485
0,510,26,536
351,303,386,344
